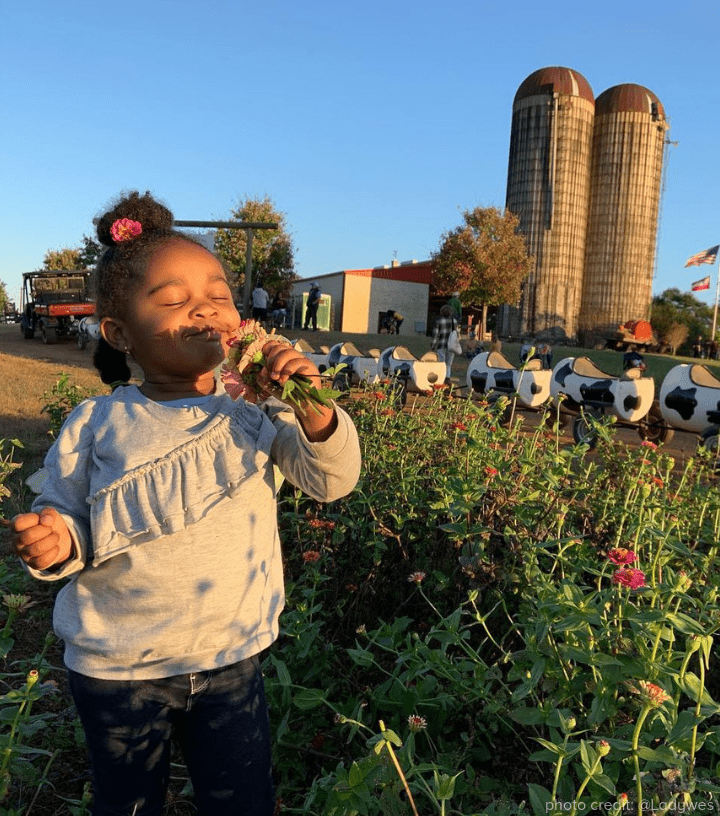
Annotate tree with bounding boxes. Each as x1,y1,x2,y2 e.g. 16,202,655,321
78,235,103,268
42,236,102,272
651,288,714,353
664,323,689,355
43,248,83,270
432,206,534,335
214,196,296,300
0,280,8,316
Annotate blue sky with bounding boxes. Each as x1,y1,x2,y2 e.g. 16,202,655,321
1,0,718,309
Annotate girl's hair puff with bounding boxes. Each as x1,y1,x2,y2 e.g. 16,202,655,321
92,190,202,385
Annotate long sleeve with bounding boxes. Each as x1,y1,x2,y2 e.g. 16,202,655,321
27,399,100,580
265,399,361,502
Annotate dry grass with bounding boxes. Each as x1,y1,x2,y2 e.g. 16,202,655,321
0,353,109,516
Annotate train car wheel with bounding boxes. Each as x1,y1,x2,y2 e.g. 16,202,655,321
572,408,600,449
637,403,674,445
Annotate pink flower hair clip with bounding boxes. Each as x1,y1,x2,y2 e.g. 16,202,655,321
110,218,142,243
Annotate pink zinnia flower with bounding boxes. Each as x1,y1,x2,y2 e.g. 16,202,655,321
485,466,498,477
302,550,321,563
110,218,142,243
607,547,636,566
631,680,670,708
612,567,646,590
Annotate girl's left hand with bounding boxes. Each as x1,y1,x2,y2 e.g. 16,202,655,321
257,341,337,441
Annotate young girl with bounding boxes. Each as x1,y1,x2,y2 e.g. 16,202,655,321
11,191,361,816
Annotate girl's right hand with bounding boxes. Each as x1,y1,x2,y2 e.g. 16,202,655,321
11,508,72,570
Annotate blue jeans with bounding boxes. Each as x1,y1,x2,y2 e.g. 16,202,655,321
68,656,274,816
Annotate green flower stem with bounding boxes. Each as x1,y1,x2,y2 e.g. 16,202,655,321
631,494,648,553
574,752,603,805
0,671,39,787
0,607,18,641
631,705,652,816
688,650,706,782
648,627,663,666
378,720,421,816
469,598,510,660
551,733,571,801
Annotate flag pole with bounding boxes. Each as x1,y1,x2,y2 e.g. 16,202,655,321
713,257,720,341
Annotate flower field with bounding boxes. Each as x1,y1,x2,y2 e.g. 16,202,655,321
2,376,720,814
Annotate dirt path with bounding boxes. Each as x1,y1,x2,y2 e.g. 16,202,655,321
0,323,145,379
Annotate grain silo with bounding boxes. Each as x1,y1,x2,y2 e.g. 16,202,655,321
578,83,668,341
498,66,595,341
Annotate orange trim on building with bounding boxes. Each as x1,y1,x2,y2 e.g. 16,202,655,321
344,261,435,285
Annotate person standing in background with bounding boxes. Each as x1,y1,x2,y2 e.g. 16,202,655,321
431,304,457,383
252,282,269,323
447,292,462,331
304,282,321,331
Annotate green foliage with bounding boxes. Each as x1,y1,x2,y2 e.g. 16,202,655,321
42,248,82,271
267,385,720,814
214,195,296,296
432,206,534,306
651,288,714,351
4,376,720,812
41,373,101,439
0,281,8,317
42,237,102,273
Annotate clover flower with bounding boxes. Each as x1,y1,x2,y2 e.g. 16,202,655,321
450,422,467,431
221,320,339,414
485,466,499,477
3,594,35,612
612,567,646,590
407,571,426,584
607,547,636,566
407,714,427,732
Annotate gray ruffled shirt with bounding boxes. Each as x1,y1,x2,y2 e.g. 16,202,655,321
29,385,361,680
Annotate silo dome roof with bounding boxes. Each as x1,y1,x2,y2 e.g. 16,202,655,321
596,84,665,118
514,66,594,105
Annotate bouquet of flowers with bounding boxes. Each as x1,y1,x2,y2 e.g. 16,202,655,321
220,320,340,414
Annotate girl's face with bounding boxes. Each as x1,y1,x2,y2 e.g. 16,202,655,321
102,240,241,395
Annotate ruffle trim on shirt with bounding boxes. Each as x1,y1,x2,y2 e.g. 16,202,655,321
87,407,275,566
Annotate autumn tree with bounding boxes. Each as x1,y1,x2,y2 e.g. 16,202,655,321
214,196,296,301
432,206,533,334
664,323,690,355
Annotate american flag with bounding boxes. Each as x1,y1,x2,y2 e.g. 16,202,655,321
691,276,711,291
685,245,719,267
